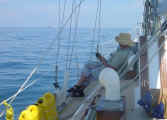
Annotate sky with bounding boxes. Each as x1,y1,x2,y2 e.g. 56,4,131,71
0,0,144,28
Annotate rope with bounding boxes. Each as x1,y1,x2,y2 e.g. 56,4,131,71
68,0,81,73
55,0,62,63
73,4,81,80
89,0,100,61
1,66,38,105
53,0,65,88
57,28,163,85
53,65,59,88
120,17,167,89
97,0,102,53
120,16,167,78
0,0,87,117
121,34,166,92
75,52,81,81
118,28,161,78
0,66,38,117
143,0,152,36
61,0,67,23
71,86,102,120
67,20,166,86
55,0,63,66
0,79,38,117
55,0,82,88
65,0,75,71
58,0,61,28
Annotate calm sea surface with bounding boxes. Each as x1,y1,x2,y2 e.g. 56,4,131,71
0,27,130,119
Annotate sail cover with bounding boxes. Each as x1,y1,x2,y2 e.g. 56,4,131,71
157,0,167,16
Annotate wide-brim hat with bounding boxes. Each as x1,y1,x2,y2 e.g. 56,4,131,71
116,33,134,46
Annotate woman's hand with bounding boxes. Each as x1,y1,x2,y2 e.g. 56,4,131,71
96,52,107,65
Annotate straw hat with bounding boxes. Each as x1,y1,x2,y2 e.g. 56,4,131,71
116,33,134,46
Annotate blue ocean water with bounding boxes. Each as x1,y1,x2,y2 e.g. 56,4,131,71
0,27,130,119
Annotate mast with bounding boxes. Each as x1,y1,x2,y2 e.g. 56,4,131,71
140,0,161,96
147,0,161,89
141,0,167,90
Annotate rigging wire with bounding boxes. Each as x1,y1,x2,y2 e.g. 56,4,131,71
65,0,75,71
1,0,164,118
79,36,166,119
0,0,87,117
97,0,102,53
121,33,166,92
61,0,67,24
56,0,82,105
75,52,81,81
63,0,82,86
54,0,81,88
58,0,61,29
53,0,63,89
119,28,162,79
55,0,63,63
74,6,81,80
53,65,59,88
73,35,166,119
89,0,100,61
68,0,81,73
119,1,162,78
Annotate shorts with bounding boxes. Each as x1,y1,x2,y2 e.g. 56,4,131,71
81,61,104,80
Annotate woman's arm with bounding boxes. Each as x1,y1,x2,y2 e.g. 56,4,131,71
96,53,107,65
96,53,118,71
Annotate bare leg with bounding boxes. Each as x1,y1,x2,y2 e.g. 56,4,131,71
76,62,100,88
69,61,100,91
67,73,89,97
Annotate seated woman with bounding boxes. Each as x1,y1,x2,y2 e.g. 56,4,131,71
68,33,138,97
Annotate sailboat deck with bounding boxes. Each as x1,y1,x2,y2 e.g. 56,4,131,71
57,79,158,120
126,108,151,120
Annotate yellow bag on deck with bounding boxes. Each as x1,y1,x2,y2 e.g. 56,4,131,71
18,105,45,120
39,92,58,120
18,92,58,120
